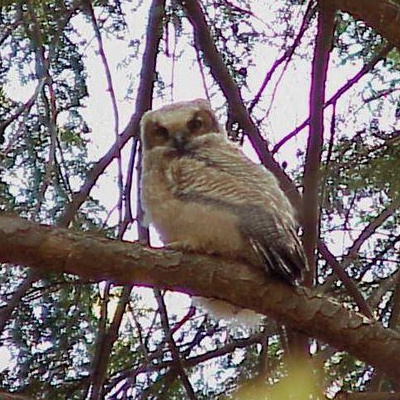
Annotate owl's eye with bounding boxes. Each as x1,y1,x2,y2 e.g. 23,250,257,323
154,126,169,139
187,117,203,132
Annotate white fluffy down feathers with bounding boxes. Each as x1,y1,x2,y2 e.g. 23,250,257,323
140,99,307,326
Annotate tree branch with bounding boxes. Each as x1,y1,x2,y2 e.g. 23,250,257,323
322,0,400,50
272,43,393,154
318,241,374,318
178,0,302,211
155,289,197,399
2,215,400,381
248,1,316,114
302,3,335,284
88,285,133,400
57,0,165,228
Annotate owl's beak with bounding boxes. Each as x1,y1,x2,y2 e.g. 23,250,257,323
172,131,188,153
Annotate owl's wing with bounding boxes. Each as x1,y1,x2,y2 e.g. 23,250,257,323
169,142,307,285
242,209,307,285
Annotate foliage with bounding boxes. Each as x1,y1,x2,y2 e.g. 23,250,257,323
1,0,400,398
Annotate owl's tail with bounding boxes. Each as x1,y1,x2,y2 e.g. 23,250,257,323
249,234,308,285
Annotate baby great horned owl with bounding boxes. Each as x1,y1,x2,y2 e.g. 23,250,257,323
140,99,307,299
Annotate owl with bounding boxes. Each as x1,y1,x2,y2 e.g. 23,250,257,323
140,99,307,321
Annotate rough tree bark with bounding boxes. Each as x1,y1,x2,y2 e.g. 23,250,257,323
1,214,400,382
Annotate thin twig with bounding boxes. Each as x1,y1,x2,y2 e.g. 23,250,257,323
86,1,123,229
0,79,45,136
249,0,315,114
88,285,133,400
273,43,394,154
57,0,166,228
155,289,197,399
179,0,302,211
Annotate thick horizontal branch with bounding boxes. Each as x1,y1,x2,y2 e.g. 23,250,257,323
1,215,400,381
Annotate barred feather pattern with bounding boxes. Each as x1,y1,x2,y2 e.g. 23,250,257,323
163,133,307,284
140,99,308,323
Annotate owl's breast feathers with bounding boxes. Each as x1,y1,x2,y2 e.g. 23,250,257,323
141,133,307,285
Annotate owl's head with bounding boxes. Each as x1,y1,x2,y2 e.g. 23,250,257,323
140,99,222,153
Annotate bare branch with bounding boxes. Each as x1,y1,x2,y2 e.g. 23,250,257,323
86,0,123,227
344,197,400,263
155,289,197,399
57,0,166,228
322,0,400,49
249,1,316,114
302,4,335,283
0,270,37,333
273,43,393,154
178,0,302,210
318,241,374,318
88,285,133,400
